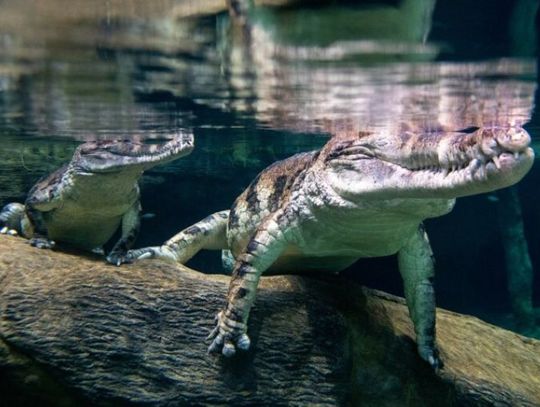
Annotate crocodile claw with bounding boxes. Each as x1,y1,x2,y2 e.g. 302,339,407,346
428,354,443,370
29,237,55,249
106,252,130,266
418,345,443,371
207,310,250,357
127,248,158,262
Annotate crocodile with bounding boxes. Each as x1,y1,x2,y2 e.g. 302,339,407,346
0,133,194,265
124,126,533,368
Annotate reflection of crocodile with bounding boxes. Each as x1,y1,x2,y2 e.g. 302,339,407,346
125,126,533,369
0,134,194,265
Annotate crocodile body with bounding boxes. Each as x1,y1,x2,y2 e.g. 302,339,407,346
125,127,533,368
0,133,194,264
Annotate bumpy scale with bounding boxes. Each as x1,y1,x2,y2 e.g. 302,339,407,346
0,133,194,265
124,127,533,369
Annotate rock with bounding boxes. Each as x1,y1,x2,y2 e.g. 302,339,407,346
0,236,538,406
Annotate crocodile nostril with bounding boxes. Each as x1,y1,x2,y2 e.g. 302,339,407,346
497,128,531,152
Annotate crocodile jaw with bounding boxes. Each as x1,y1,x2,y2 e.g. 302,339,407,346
74,132,194,174
324,127,534,200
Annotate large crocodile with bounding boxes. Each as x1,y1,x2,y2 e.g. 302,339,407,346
0,133,194,265
124,126,533,368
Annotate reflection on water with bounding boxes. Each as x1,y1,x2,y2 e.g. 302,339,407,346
0,1,536,136
0,0,538,336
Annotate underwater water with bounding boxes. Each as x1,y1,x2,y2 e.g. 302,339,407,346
0,0,539,360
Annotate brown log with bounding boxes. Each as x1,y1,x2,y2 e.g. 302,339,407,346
0,236,538,406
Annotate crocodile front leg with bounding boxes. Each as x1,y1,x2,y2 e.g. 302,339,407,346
123,210,230,264
26,206,55,249
107,201,141,266
208,212,288,357
397,223,441,370
24,179,64,249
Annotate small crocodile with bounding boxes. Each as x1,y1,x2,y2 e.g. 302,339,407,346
124,126,533,368
0,133,194,265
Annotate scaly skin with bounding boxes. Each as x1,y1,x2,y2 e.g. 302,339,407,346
125,126,534,369
0,133,194,265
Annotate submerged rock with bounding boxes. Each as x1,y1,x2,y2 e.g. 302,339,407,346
0,236,538,406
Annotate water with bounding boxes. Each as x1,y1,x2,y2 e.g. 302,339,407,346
0,0,538,340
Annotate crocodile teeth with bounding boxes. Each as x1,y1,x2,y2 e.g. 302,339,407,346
469,158,482,177
492,155,501,169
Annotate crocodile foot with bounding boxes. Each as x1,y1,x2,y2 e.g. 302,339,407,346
0,226,18,236
123,246,180,264
29,236,55,249
106,251,133,267
123,247,159,263
107,247,162,266
207,310,251,357
418,345,443,371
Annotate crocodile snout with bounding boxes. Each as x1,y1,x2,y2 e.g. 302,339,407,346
480,127,531,158
496,127,531,153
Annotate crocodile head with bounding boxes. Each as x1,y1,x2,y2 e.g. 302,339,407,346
323,127,534,200
73,132,194,174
